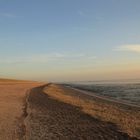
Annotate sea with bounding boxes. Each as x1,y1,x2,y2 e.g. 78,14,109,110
66,79,140,106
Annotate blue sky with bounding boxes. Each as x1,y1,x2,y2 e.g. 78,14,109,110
0,0,140,82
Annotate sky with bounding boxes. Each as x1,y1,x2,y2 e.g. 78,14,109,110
0,0,140,82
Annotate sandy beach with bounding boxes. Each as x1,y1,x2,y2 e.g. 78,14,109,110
0,79,139,140
25,84,140,140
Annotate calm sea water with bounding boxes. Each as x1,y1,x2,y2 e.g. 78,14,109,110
67,80,140,105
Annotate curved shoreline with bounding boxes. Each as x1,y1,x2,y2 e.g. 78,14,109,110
24,84,139,140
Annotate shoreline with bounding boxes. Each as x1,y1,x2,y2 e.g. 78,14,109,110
67,86,140,109
24,84,140,139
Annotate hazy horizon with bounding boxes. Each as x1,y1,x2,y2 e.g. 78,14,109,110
0,0,140,81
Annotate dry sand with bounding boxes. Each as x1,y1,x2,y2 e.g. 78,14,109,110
0,80,42,140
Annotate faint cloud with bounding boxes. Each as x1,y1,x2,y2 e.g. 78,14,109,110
0,53,94,64
0,13,16,18
115,44,140,53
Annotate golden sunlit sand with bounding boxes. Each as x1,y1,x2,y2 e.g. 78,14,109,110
0,79,42,140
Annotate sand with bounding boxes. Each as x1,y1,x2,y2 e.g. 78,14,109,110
0,80,42,140
25,84,139,140
0,80,139,140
